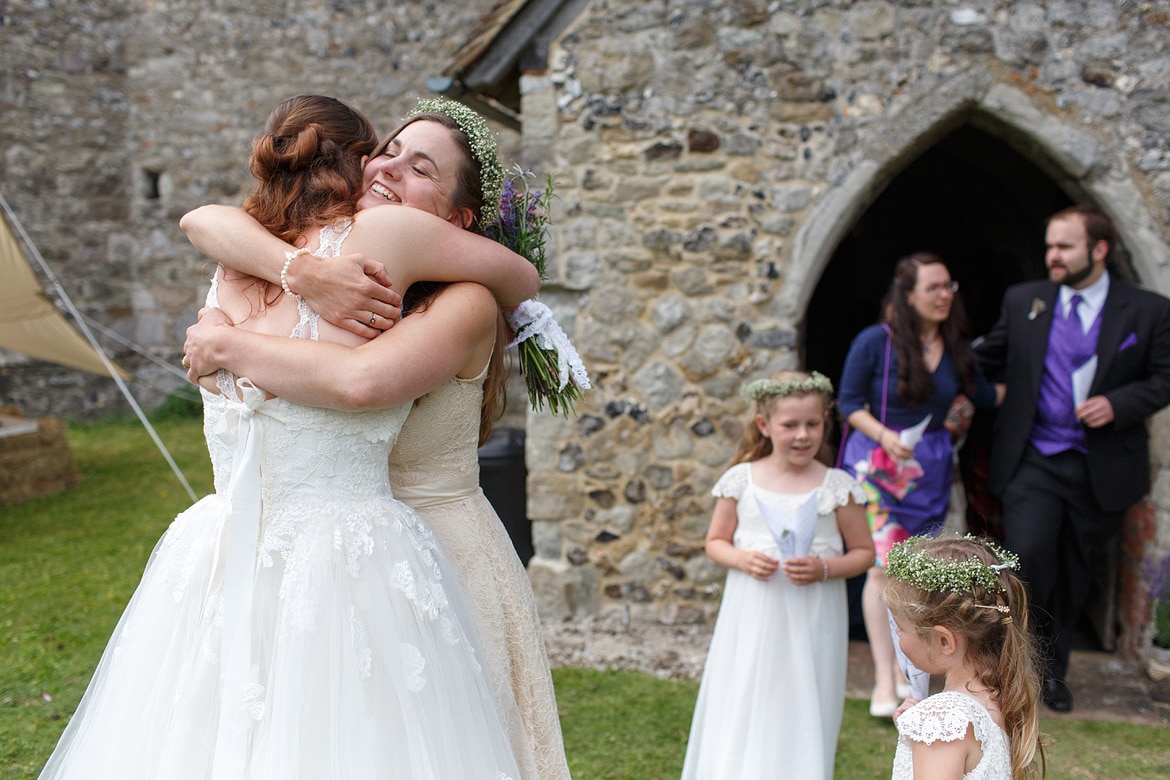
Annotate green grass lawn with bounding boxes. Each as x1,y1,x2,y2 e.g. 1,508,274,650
2,417,1168,779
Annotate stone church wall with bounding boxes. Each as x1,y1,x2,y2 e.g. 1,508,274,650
518,0,1170,656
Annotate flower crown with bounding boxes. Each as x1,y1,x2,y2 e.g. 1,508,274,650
886,535,1019,595
740,372,834,402
406,97,504,227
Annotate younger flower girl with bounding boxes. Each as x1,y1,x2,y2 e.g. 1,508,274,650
884,535,1046,779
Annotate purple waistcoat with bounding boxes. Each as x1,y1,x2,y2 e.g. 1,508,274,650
1030,295,1100,455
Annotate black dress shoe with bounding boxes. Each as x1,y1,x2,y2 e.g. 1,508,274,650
1042,678,1073,713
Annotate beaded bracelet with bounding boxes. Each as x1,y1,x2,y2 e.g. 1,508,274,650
821,557,830,581
281,248,311,301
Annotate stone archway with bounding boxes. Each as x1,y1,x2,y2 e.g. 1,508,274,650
789,82,1170,656
783,83,1170,319
804,120,1074,391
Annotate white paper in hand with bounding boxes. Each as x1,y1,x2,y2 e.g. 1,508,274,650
1072,355,1098,409
755,491,818,561
899,414,932,449
888,609,931,701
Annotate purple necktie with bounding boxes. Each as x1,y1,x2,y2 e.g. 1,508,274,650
1068,293,1084,332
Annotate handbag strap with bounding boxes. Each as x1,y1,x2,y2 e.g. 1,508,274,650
879,323,891,424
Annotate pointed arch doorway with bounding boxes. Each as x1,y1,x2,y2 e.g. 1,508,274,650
803,119,1127,649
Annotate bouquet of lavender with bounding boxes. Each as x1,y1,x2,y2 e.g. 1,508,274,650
487,166,591,416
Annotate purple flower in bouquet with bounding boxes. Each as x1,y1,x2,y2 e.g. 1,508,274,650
485,166,590,416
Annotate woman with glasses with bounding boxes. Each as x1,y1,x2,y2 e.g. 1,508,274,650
836,252,1000,718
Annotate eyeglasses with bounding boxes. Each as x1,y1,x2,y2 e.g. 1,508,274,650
920,281,959,295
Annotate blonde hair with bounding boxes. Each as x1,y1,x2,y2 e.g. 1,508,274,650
732,370,834,465
884,536,1046,779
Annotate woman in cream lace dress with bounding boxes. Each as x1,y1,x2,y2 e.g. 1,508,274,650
183,98,570,780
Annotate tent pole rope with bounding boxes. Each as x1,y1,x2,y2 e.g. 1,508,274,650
0,190,199,502
81,313,193,383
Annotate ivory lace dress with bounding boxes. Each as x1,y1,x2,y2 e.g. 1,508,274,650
388,370,570,780
681,464,866,780
38,222,522,780
892,691,1011,779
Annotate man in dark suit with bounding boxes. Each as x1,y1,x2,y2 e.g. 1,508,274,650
974,204,1170,712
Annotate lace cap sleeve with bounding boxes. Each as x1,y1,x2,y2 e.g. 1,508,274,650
816,467,866,515
711,462,750,501
898,692,988,746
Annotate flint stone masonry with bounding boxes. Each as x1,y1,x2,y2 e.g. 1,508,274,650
3,1,1170,653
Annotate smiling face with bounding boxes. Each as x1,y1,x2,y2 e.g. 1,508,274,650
755,392,827,468
1046,214,1107,289
904,262,955,327
356,120,474,227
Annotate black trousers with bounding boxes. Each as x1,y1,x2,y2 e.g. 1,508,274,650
1000,445,1124,682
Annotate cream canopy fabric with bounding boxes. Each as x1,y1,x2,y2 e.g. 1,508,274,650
0,208,130,379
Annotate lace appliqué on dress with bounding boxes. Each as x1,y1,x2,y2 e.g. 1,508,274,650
711,462,750,500
711,463,865,511
893,691,1011,780
816,467,867,514
401,642,427,692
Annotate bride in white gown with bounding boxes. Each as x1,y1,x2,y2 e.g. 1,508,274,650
181,98,572,780
38,95,541,780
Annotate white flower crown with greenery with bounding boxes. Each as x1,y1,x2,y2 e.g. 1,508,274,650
740,372,834,401
886,535,1019,595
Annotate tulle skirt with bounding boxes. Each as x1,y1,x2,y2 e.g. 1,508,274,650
39,493,521,780
681,567,847,780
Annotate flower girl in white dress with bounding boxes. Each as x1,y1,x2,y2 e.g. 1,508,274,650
884,535,1046,779
681,372,873,780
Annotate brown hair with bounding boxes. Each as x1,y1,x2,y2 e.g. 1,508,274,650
880,252,976,407
227,96,378,314
1048,204,1116,263
243,95,379,243
732,371,834,466
379,113,502,444
884,537,1046,780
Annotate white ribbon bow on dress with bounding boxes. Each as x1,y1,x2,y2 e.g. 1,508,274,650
210,378,268,778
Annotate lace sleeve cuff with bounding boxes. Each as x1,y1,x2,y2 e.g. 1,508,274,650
816,468,867,514
897,692,979,745
711,462,749,500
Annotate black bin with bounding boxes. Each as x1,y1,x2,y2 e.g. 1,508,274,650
477,427,532,564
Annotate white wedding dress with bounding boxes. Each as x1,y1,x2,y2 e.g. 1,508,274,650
39,223,521,780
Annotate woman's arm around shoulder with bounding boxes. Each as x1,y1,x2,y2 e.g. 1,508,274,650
348,206,540,305
180,204,400,338
184,282,498,411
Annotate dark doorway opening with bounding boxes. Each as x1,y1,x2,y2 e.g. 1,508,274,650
805,121,1081,383
802,120,1090,641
